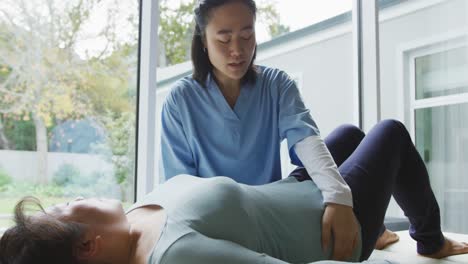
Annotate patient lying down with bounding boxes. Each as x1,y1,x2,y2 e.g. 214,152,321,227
1,174,468,264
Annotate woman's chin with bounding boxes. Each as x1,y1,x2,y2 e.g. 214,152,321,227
213,67,247,83
225,69,247,81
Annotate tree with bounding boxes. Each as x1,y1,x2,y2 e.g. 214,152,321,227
158,0,196,66
0,0,134,184
268,23,290,38
0,65,12,149
256,0,290,38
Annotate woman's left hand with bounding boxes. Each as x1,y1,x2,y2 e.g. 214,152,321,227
321,203,359,261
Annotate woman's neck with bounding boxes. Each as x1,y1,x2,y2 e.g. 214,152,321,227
212,69,241,108
127,206,166,264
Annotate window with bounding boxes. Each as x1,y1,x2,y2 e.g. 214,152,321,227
379,0,468,233
415,46,468,99
413,43,468,233
0,0,140,231
414,103,468,233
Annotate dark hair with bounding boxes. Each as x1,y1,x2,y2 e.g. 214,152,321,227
0,197,86,264
192,0,258,87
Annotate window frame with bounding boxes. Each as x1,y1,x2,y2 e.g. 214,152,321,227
408,38,468,230
354,0,382,131
136,0,159,201
409,37,468,117
395,31,468,139
385,30,468,219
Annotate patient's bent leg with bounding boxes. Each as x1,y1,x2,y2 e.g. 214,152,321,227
323,124,364,167
338,119,444,260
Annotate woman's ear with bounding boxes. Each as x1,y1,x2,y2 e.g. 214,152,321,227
75,234,102,260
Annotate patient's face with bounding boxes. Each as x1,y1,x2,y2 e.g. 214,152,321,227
48,197,127,227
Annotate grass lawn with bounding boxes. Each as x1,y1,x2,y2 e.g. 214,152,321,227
0,197,18,214
0,218,13,229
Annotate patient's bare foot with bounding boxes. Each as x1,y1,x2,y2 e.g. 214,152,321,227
375,229,400,250
420,237,468,259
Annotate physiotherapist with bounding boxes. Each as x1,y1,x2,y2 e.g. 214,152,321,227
161,0,359,260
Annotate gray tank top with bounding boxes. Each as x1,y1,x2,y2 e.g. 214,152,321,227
127,175,369,264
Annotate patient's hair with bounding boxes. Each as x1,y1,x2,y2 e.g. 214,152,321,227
0,196,86,264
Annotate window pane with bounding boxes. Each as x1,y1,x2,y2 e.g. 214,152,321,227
0,0,140,231
415,46,468,99
415,103,468,233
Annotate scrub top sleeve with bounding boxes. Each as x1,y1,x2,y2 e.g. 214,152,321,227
277,71,319,166
160,98,197,180
161,232,290,264
295,135,353,207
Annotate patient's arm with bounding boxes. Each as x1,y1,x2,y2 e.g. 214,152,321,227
159,231,395,264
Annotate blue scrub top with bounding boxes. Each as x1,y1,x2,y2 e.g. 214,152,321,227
160,66,319,185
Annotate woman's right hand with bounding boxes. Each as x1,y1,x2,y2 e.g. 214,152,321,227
321,203,360,261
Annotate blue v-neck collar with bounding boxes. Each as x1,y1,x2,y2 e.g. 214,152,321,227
207,74,252,122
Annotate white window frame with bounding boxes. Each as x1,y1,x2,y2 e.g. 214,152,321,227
409,38,468,134
396,31,468,139
386,30,468,219
353,0,381,131
407,34,468,224
136,0,159,201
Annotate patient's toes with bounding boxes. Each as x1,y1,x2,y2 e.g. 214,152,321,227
421,238,468,259
375,229,399,250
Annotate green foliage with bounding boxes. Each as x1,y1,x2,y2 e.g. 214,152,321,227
0,64,11,82
257,1,290,39
61,170,121,198
2,182,63,198
2,114,36,150
97,111,136,185
159,0,196,66
268,23,290,38
52,163,81,186
0,167,12,191
84,44,137,116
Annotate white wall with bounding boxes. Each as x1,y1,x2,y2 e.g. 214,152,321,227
257,33,355,136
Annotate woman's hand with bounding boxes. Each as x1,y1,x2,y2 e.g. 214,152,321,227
321,203,359,261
